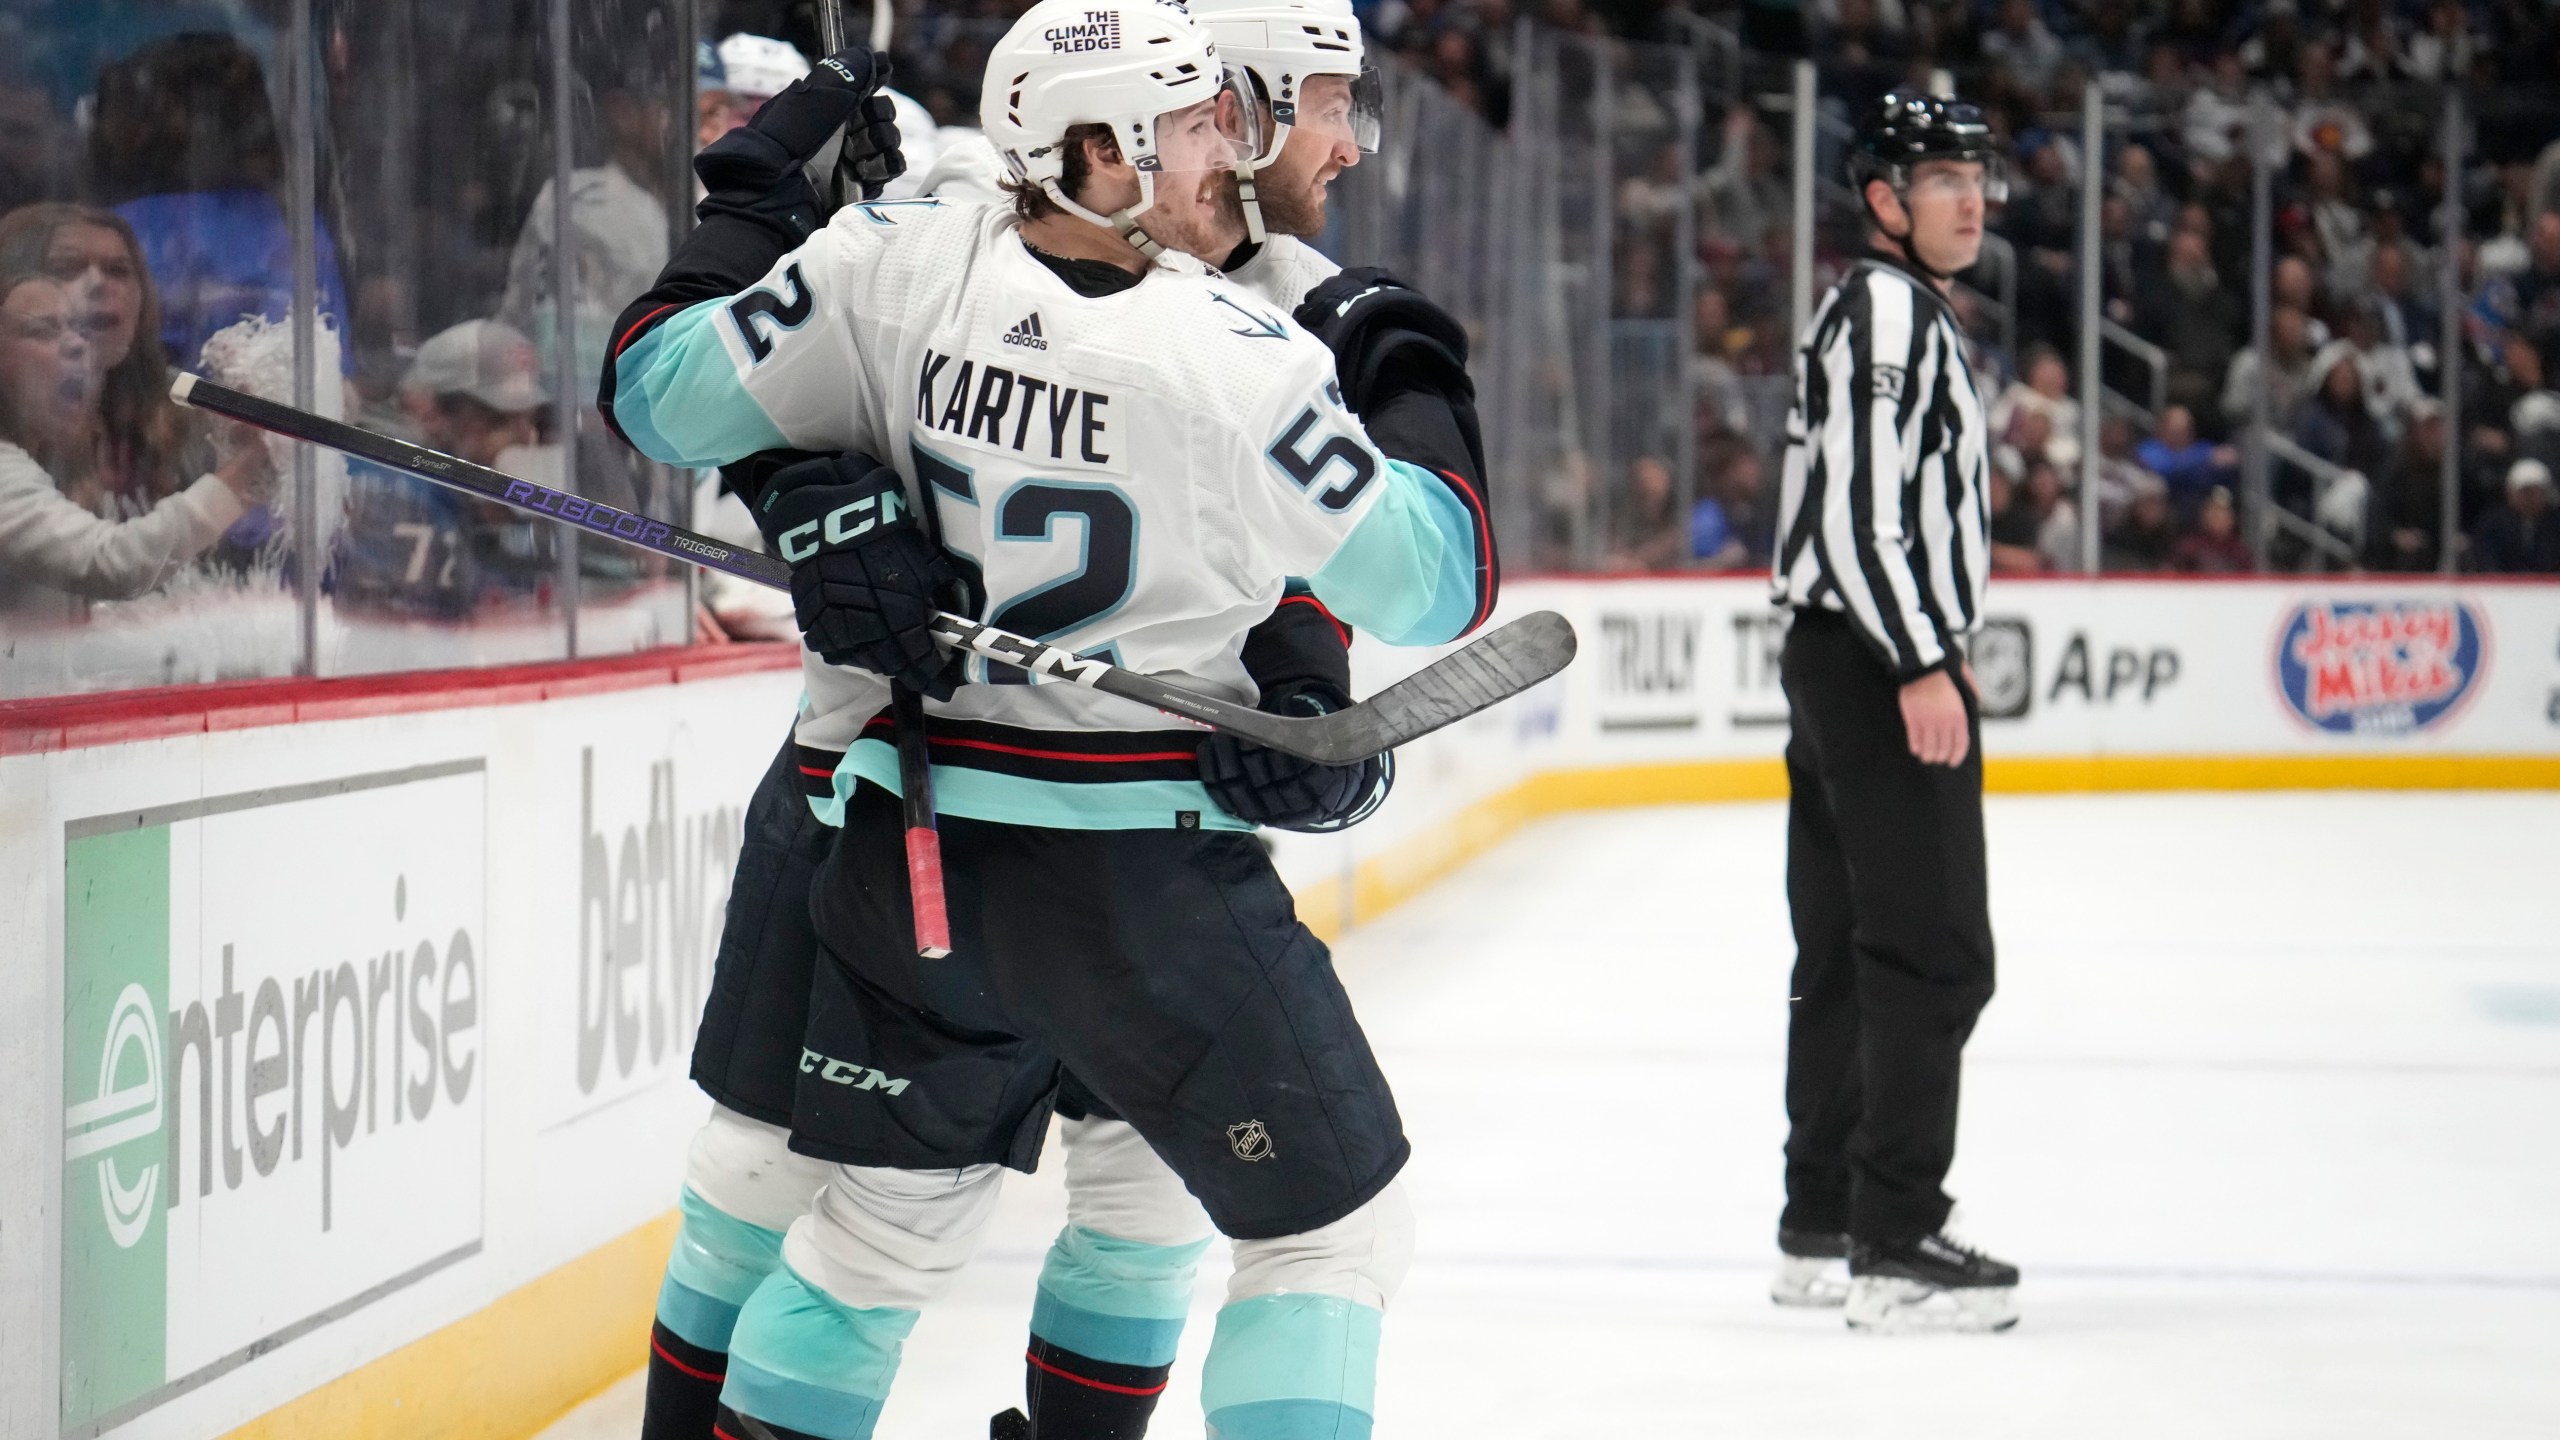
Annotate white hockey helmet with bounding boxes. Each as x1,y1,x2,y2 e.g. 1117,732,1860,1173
1183,0,1379,242
981,0,1260,255
718,33,809,103
1189,0,1377,153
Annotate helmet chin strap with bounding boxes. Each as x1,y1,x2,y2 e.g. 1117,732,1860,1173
1233,119,1291,247
1042,172,1169,258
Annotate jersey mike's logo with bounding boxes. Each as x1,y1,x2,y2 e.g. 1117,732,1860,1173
2276,598,2485,735
1002,312,1049,350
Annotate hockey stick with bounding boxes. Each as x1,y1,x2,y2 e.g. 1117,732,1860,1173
815,0,948,958
168,372,1578,766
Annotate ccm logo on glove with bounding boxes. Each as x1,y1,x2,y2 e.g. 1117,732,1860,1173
775,487,910,561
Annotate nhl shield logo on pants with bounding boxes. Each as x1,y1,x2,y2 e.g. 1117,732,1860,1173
1227,1120,1276,1162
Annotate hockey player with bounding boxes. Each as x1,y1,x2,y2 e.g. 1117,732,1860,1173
603,6,1490,1439
917,0,1381,317
1768,92,2019,1333
606,36,1416,1440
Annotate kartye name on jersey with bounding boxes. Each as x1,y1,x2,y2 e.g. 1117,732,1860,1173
915,346,1116,468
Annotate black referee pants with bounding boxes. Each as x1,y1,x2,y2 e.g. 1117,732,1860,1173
1777,608,1995,1244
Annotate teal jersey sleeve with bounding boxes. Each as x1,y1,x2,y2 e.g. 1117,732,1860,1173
610,297,796,466
608,220,891,467
1305,459,1482,647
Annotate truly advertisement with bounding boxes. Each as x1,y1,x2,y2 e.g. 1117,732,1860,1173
60,763,487,1438
2276,597,2488,736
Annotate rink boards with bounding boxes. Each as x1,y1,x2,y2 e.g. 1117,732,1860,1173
1,576,2555,1439
1268,575,2560,930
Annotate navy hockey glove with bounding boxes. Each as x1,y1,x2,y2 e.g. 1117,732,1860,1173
1198,681,1393,832
694,45,903,243
1292,267,1473,414
752,452,963,698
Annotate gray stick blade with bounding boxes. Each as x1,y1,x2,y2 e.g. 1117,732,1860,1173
1292,611,1578,764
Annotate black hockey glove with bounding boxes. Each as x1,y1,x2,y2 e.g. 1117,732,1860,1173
1199,681,1393,832
694,45,904,244
751,452,963,698
1292,267,1473,414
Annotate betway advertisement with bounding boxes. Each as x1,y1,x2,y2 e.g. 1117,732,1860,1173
59,765,487,1438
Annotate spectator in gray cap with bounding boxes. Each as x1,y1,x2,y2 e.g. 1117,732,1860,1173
2470,458,2560,573
399,318,548,472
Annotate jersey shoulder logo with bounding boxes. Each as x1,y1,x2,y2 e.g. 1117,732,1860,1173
1210,290,1288,340
851,198,947,225
1001,312,1048,351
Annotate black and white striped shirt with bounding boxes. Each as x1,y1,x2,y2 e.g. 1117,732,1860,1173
1771,256,1991,680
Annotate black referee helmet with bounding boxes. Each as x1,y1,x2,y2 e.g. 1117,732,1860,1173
1850,92,2007,199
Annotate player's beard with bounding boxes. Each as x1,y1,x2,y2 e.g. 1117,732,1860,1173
1255,170,1326,237
1143,170,1250,260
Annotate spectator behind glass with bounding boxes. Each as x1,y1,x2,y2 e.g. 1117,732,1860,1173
0,54,76,212
1687,446,1769,571
2222,303,2314,436
2138,404,2239,517
2371,396,2450,571
2292,342,2390,485
1606,454,1685,571
2103,473,2179,571
2471,458,2560,573
1989,344,2082,474
2172,486,2255,573
88,32,350,373
0,203,189,517
2137,229,2243,421
498,40,672,416
340,319,554,619
0,265,268,625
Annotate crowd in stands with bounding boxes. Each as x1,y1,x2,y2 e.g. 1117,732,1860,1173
1576,0,2560,574
0,8,697,681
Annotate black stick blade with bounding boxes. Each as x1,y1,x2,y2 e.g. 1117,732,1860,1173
1251,611,1578,765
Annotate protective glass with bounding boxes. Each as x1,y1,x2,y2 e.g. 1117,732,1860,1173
1145,70,1262,175
1278,67,1383,153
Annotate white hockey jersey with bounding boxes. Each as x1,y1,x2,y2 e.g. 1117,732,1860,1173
920,133,1343,312
611,198,1487,830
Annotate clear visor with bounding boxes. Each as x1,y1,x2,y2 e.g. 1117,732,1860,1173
1141,72,1262,176
1276,68,1383,153
1906,156,2009,205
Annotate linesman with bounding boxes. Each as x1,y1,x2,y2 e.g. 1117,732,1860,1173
1766,92,2019,1334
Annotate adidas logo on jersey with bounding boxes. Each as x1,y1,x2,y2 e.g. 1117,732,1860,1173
1002,313,1049,351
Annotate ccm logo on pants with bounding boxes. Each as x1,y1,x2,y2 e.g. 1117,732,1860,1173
800,1048,910,1095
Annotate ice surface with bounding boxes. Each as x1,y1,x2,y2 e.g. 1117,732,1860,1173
539,791,2560,1440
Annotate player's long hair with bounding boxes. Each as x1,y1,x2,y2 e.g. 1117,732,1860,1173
1004,124,1117,224
0,205,185,513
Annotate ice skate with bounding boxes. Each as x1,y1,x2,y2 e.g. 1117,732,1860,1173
1844,1229,2019,1334
990,1408,1030,1439
1770,1228,1852,1307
